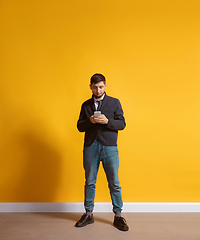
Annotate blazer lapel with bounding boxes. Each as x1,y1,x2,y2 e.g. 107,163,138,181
101,92,108,111
91,96,95,111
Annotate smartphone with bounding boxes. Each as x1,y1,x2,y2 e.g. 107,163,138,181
94,111,101,117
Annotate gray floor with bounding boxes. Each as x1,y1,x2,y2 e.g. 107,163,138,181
0,212,200,240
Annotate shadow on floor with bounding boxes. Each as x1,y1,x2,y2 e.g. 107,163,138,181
37,212,113,226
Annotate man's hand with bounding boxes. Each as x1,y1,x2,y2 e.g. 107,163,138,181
90,115,96,124
90,114,109,124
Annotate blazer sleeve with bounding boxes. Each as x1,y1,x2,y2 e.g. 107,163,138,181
77,103,94,132
106,99,126,131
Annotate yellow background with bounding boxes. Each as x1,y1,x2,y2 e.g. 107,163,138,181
0,0,200,202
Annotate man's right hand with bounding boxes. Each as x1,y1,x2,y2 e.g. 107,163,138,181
90,115,96,124
90,114,109,124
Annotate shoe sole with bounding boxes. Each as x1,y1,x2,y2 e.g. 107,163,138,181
75,220,94,227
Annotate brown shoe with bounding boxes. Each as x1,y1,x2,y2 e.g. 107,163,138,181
75,213,94,227
113,216,129,231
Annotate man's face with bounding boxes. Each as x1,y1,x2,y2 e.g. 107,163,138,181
90,81,107,99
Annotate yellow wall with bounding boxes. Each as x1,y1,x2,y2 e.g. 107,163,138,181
0,0,200,202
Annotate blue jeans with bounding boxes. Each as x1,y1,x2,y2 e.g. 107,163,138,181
83,140,123,214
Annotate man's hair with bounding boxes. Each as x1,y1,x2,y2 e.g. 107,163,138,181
90,73,106,85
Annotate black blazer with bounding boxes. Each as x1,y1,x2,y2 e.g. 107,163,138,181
77,93,126,146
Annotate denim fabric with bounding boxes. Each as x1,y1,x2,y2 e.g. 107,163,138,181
83,140,123,214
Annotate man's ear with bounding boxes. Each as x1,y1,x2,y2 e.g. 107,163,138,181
89,84,92,90
105,84,107,89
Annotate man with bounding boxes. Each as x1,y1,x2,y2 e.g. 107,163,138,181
75,73,129,231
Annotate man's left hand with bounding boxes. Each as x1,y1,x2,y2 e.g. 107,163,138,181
94,114,109,124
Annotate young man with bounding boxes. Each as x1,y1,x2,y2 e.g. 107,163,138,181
75,73,129,231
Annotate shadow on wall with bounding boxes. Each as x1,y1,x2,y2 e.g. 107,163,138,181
14,128,63,202
0,86,66,203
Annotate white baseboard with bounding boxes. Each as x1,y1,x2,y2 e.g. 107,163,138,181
0,202,200,212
